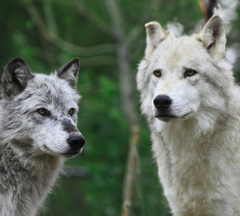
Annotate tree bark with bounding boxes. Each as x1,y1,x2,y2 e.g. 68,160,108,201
199,0,218,23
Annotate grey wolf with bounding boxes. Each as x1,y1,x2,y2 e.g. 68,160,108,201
0,57,85,216
137,15,240,215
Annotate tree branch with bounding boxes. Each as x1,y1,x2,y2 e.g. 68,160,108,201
74,0,114,38
50,35,115,56
80,55,115,66
36,46,115,66
104,0,123,40
122,125,139,216
43,0,58,37
25,1,49,37
24,0,115,57
125,0,160,51
125,26,143,49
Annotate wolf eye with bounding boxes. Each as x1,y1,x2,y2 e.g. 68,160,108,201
38,108,49,116
153,70,162,77
153,70,161,77
184,69,197,78
69,108,75,116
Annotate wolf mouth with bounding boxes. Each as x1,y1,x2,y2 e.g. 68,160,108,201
42,145,80,157
155,112,193,121
62,151,81,158
155,115,176,119
155,115,177,122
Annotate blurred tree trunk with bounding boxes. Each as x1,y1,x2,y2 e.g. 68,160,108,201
104,0,137,125
103,1,138,215
121,125,139,216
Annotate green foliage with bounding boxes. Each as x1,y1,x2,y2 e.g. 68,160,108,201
0,0,239,215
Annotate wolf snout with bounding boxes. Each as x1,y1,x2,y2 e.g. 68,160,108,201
67,134,86,150
153,95,172,111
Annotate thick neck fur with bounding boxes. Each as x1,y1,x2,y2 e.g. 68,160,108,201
0,142,63,216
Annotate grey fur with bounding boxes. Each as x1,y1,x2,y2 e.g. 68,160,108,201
0,57,85,216
57,58,80,89
2,58,34,98
61,118,79,133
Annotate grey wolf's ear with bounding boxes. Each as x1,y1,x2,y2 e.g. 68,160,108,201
57,58,80,89
2,58,33,98
197,15,226,60
145,21,168,58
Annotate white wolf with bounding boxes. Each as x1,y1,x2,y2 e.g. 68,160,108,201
0,57,85,216
137,15,240,215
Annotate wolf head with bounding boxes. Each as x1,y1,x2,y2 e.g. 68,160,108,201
0,57,85,158
137,15,234,125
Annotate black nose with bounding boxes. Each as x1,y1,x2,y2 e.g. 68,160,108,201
153,95,172,110
67,135,86,150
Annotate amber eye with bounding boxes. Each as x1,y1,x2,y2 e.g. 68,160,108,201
38,108,49,116
69,108,75,116
153,70,162,77
184,69,197,78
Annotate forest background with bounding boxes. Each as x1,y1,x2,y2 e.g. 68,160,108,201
0,0,239,215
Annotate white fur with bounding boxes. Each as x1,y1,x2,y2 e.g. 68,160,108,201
137,15,240,215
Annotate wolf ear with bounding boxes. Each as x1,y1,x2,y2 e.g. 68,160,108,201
57,58,80,89
2,58,33,98
144,21,168,58
197,14,226,60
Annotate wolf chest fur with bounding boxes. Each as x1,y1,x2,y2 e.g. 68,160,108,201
0,58,85,216
137,15,240,215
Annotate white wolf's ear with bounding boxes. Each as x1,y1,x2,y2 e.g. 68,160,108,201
57,58,80,89
2,58,34,98
197,14,226,60
144,21,168,58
